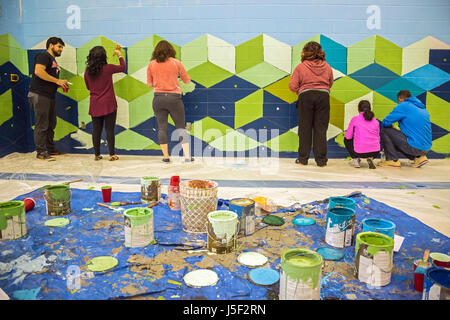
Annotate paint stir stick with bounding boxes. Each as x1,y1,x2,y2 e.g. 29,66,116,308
423,249,430,262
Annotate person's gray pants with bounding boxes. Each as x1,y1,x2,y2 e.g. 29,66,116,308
153,92,189,145
380,127,428,161
27,92,57,154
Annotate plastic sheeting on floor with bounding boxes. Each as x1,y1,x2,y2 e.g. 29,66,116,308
0,188,448,300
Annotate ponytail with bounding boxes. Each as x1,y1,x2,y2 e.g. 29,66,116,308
358,100,374,121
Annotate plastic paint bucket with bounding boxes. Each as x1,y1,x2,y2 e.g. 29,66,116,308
123,207,154,248
180,179,218,233
44,184,71,216
355,232,394,287
140,177,161,205
279,248,323,300
328,196,355,211
362,218,396,239
0,201,26,240
414,259,432,292
207,210,238,254
325,207,356,248
429,252,450,268
229,198,255,236
422,267,450,300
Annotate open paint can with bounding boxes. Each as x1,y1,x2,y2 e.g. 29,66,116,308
414,259,432,292
229,198,255,236
355,232,394,287
44,184,71,216
0,201,26,240
207,210,238,254
429,252,450,268
279,248,323,300
422,267,450,300
123,207,154,248
140,177,161,205
362,218,396,239
325,207,356,248
328,196,355,211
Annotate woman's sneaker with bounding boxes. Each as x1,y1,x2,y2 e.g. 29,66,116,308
349,158,360,168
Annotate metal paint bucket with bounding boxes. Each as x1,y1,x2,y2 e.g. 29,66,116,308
123,207,154,248
422,267,450,300
279,248,323,300
180,180,218,233
44,184,71,216
207,210,238,254
328,196,355,211
0,201,26,240
140,177,161,204
362,218,396,238
355,232,394,287
229,198,255,236
325,207,356,248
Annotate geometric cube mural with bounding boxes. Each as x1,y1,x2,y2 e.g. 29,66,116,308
0,33,449,158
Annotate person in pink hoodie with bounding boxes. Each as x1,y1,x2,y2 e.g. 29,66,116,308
289,41,334,167
344,100,380,169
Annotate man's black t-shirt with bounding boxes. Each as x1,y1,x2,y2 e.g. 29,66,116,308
29,51,60,98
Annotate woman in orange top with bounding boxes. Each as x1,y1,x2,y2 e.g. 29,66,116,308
147,40,193,163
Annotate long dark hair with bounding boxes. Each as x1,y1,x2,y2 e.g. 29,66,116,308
358,100,375,121
301,41,326,62
151,40,176,63
86,46,107,77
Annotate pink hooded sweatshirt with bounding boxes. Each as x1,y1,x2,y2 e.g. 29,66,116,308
345,112,381,154
289,60,334,94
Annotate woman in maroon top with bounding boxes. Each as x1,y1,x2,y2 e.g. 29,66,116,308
289,41,334,167
84,46,126,161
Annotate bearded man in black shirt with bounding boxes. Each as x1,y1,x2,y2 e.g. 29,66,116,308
28,37,69,160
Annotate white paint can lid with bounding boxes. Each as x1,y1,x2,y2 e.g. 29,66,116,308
183,269,219,288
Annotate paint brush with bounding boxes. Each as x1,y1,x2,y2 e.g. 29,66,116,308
110,201,142,206
97,202,119,211
146,202,158,208
423,249,430,262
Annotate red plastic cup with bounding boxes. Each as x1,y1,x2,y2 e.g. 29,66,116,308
413,259,431,292
170,175,180,187
101,186,112,203
63,86,69,93
23,198,36,212
430,252,450,268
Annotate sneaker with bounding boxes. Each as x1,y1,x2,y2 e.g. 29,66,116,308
412,155,429,168
48,150,64,156
367,157,376,169
349,158,361,168
295,158,307,165
185,157,195,163
94,155,103,161
378,160,401,167
162,158,170,163
36,152,53,160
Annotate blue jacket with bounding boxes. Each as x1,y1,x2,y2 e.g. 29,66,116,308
381,97,432,151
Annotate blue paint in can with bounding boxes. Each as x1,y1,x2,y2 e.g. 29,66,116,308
362,218,396,238
422,267,450,300
328,197,355,211
325,207,356,248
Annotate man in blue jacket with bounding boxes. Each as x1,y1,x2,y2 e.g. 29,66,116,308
379,90,431,168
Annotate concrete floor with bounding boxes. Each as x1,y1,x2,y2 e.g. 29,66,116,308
0,152,449,236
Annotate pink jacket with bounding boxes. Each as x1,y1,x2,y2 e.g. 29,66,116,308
289,59,334,94
345,112,381,154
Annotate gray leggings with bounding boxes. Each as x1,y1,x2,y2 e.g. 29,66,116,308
153,92,188,144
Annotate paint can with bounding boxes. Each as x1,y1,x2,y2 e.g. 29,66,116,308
279,248,323,300
362,218,396,238
413,259,432,292
429,252,450,268
229,198,255,236
325,207,356,248
180,179,218,233
44,184,71,216
140,177,161,205
328,196,356,211
355,232,394,287
207,210,238,254
422,267,450,300
123,207,154,248
0,201,26,240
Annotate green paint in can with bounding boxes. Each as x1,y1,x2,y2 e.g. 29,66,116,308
0,201,26,240
123,207,154,248
44,184,71,216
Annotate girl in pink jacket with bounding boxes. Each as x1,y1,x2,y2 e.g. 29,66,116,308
344,100,380,169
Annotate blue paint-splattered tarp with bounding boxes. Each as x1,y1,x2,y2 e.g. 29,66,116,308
0,188,448,300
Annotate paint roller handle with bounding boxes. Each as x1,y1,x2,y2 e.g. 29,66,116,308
65,178,83,185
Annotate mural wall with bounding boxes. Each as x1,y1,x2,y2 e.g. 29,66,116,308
0,1,449,158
